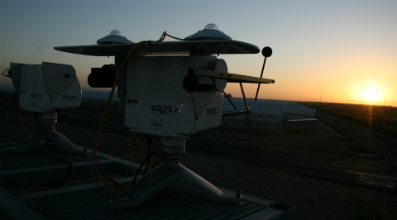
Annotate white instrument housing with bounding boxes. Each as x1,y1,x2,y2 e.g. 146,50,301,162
121,54,225,138
10,62,82,112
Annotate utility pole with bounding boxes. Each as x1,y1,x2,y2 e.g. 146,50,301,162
360,86,366,105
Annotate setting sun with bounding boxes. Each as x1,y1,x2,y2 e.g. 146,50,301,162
353,86,386,105
364,89,380,103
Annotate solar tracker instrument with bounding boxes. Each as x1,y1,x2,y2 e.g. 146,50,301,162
55,24,275,210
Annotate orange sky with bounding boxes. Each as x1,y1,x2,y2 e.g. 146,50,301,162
1,1,396,107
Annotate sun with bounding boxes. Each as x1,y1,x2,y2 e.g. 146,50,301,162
363,88,384,105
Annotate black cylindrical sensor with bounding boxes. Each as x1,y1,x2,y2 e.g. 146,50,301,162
183,72,213,92
87,65,116,88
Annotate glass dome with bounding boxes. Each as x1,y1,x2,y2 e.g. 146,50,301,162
109,30,121,36
97,30,133,44
204,23,218,30
185,23,231,40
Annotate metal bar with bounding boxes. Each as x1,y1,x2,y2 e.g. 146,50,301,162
240,82,249,113
222,91,238,110
255,57,267,101
259,57,267,79
254,83,261,101
192,69,275,84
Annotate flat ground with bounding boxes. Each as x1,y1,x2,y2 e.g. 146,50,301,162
1,97,397,220
302,102,397,140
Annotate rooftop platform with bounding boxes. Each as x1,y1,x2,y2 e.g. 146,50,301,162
0,143,294,220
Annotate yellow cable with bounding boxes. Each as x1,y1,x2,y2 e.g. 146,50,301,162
135,153,163,180
44,129,76,184
91,31,187,194
18,107,31,136
95,153,164,194
98,140,135,190
105,178,129,189
91,32,168,193
132,132,162,147
166,33,189,41
25,110,35,121
103,133,162,191
2,68,10,76
91,41,155,192
129,131,137,175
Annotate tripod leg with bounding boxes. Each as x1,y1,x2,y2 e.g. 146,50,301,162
173,163,242,203
109,160,242,210
1,131,48,154
50,130,87,154
109,138,242,210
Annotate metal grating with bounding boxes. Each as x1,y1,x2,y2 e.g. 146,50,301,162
22,181,266,220
0,143,104,171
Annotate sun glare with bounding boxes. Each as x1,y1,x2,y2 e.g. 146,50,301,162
356,86,385,105
364,89,379,102
352,84,386,105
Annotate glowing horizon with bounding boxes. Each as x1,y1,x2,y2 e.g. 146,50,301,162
1,1,396,107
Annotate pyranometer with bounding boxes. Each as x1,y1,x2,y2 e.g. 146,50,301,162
97,30,133,45
185,23,232,40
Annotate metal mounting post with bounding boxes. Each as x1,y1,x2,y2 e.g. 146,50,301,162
109,137,243,210
1,110,87,155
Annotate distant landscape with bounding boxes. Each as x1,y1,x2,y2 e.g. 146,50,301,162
302,102,397,141
1,85,395,141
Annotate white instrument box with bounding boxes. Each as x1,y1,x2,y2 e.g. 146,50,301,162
10,62,82,112
122,55,224,138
